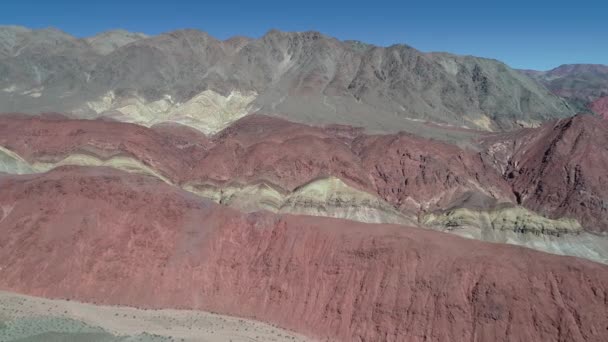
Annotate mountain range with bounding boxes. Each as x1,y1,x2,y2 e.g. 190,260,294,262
0,26,577,137
1,25,608,342
521,63,608,116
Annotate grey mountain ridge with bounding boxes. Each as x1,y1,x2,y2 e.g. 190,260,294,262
0,26,575,134
521,64,608,112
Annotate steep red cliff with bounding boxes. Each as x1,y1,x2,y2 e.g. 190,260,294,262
0,166,606,342
590,96,608,119
483,114,608,233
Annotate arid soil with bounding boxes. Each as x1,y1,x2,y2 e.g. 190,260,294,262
0,290,310,342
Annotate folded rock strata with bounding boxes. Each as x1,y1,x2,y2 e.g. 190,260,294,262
1,113,607,263
0,166,607,342
482,114,608,234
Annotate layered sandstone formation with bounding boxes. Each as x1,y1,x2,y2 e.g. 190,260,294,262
483,114,608,234
0,113,511,219
423,205,608,264
184,177,412,225
1,25,606,342
0,166,607,342
1,113,607,263
78,89,259,135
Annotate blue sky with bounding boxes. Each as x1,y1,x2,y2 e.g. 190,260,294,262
1,0,606,70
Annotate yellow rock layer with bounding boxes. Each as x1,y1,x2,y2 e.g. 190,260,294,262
31,154,173,184
423,206,582,236
184,177,414,225
76,89,258,135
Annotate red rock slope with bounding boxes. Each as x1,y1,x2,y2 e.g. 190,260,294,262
0,166,606,342
0,113,207,183
483,114,608,233
591,96,608,119
0,113,513,216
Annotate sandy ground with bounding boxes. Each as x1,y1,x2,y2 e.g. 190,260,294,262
0,291,312,342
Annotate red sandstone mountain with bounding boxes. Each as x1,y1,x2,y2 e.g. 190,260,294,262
0,166,607,342
483,114,608,233
201,115,513,213
3,113,608,234
0,113,204,183
0,113,513,217
591,96,608,119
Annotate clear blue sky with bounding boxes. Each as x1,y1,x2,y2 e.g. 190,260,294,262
2,0,606,70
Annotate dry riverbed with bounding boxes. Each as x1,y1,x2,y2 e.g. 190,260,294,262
0,291,311,342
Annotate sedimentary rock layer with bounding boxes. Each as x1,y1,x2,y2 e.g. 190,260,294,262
423,205,608,264
591,96,608,119
0,113,513,219
184,177,412,225
2,113,607,263
483,114,608,233
0,166,607,342
521,64,608,112
0,26,573,132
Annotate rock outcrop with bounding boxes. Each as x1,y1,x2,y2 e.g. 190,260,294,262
522,64,608,113
0,26,574,132
2,113,608,263
483,114,608,233
0,166,607,342
0,113,514,218
423,205,608,264
591,96,608,119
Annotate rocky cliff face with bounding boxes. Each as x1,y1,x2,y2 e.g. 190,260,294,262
0,166,607,342
0,113,514,218
591,96,608,119
483,114,608,234
84,29,148,55
0,26,573,133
